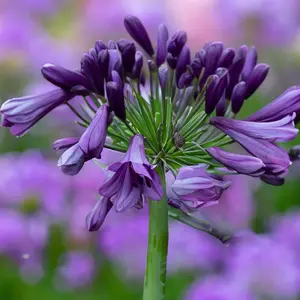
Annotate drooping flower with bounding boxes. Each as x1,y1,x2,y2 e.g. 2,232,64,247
98,135,163,212
0,89,75,136
57,105,110,175
170,164,231,210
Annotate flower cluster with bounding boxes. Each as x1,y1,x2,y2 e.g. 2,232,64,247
1,15,300,232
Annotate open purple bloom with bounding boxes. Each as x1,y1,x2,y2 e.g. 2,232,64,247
52,137,80,151
98,134,163,212
58,105,110,175
247,86,300,122
207,147,265,177
170,164,231,210
1,88,75,136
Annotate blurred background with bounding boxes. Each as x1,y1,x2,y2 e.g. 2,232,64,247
1,0,300,299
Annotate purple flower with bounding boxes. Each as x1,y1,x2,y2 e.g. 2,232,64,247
207,147,265,176
98,134,163,212
176,45,191,86
117,39,136,73
231,81,246,114
211,115,298,143
241,46,257,81
58,105,110,175
170,164,231,210
52,137,80,151
167,31,187,57
106,81,126,120
1,88,75,136
156,24,169,66
247,86,300,122
85,197,113,231
124,16,154,57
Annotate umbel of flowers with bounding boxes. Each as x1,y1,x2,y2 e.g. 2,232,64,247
1,15,300,299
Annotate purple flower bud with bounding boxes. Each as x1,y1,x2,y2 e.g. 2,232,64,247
214,68,229,102
97,49,109,80
117,39,136,73
57,144,85,175
245,63,269,99
216,93,226,116
178,72,193,89
0,88,75,136
41,64,91,92
95,40,107,53
204,42,224,74
108,40,117,49
205,75,219,114
207,147,265,176
79,105,110,159
218,48,235,68
132,51,143,79
107,49,123,81
288,145,300,161
158,67,168,89
86,197,113,231
226,45,248,99
242,46,258,81
247,86,300,122
156,23,169,66
191,58,202,78
167,53,177,69
231,81,246,114
106,81,126,120
111,70,123,86
167,31,187,57
81,53,105,96
124,15,154,57
176,45,191,86
52,137,80,151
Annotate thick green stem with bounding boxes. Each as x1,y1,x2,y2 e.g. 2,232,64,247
143,162,169,300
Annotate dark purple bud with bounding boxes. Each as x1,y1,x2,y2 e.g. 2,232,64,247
218,48,235,68
53,137,80,151
226,45,248,99
132,51,143,79
289,145,300,161
111,70,123,86
191,58,202,78
117,39,136,73
42,64,91,91
98,49,109,80
158,67,168,90
231,81,246,114
242,46,257,81
57,144,85,175
176,45,191,86
124,15,154,56
108,40,117,49
245,63,269,99
106,81,126,120
167,53,177,69
212,68,229,103
167,31,187,57
205,75,219,114
156,23,169,66
148,59,156,72
197,49,206,65
86,197,113,231
95,40,107,53
204,42,224,74
260,174,285,186
81,53,105,96
216,93,226,116
178,72,193,89
108,49,123,81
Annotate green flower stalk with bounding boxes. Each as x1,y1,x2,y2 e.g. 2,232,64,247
1,14,300,299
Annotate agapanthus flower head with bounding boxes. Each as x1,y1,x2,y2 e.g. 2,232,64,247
1,14,299,233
